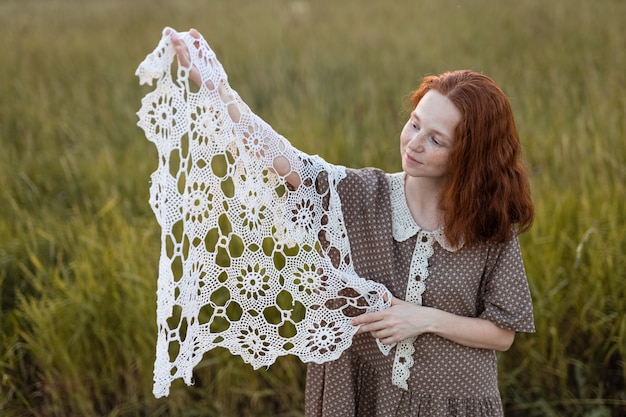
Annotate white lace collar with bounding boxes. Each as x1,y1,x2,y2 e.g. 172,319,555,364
387,173,462,252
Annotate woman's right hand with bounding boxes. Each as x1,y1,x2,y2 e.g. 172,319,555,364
166,27,203,87
166,27,245,123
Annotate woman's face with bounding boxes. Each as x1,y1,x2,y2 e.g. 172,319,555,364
400,90,462,184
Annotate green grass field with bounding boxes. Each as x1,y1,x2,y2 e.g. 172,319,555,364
1,0,624,416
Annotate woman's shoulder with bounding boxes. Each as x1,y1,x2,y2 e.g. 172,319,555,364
339,167,396,197
343,167,403,187
334,168,394,210
344,166,389,179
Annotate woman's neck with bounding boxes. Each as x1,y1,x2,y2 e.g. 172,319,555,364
403,175,445,232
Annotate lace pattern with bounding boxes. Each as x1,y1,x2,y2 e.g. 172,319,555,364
387,173,461,390
136,29,392,398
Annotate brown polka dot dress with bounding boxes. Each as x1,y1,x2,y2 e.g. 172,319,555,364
305,168,536,417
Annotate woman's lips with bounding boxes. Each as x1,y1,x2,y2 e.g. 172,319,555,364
405,153,420,164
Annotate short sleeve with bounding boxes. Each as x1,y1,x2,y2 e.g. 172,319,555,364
478,235,535,333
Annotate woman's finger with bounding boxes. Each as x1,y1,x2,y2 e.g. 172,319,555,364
352,311,382,326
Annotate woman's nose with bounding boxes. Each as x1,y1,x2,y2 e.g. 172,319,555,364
407,132,424,151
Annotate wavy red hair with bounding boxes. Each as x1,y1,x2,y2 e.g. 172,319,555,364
410,70,534,247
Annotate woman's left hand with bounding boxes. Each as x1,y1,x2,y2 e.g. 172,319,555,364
351,296,516,351
351,296,435,345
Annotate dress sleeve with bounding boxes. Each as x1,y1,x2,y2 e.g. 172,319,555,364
478,234,536,333
136,29,392,398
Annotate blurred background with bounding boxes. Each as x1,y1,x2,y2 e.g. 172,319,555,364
0,0,624,416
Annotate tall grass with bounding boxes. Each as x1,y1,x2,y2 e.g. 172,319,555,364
1,0,624,416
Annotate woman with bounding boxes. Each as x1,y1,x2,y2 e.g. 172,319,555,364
304,70,535,416
145,27,535,416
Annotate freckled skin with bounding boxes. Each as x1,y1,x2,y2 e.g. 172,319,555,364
400,90,461,187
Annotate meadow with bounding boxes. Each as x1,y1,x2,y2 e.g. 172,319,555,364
0,0,624,416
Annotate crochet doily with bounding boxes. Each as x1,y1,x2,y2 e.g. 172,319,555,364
136,29,392,398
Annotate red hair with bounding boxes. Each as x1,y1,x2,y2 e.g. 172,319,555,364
410,70,534,247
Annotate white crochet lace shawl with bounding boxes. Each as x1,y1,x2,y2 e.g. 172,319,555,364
136,29,392,398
